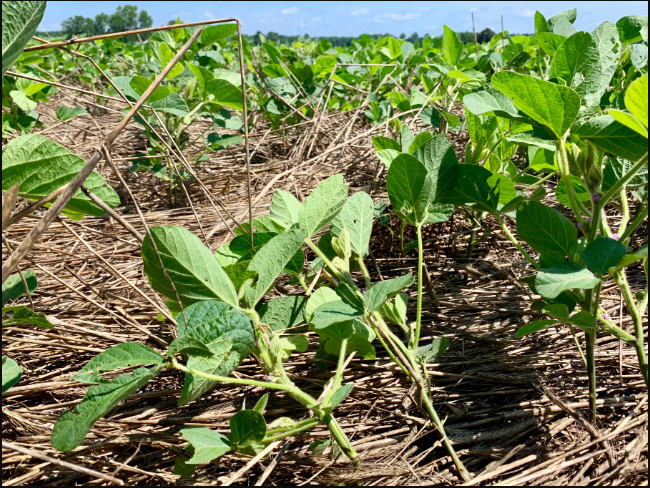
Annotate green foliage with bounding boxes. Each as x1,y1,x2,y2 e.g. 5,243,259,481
298,175,348,237
535,263,600,299
516,201,578,262
180,427,231,464
2,356,23,393
258,296,307,332
2,1,46,76
2,270,37,306
386,154,434,224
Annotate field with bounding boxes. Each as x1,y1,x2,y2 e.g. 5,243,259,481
2,2,649,485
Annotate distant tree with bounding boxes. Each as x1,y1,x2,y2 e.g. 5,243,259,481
476,28,495,43
399,33,406,39
138,10,154,29
409,32,419,44
108,5,139,33
61,15,95,38
424,33,430,38
94,13,109,35
266,31,280,42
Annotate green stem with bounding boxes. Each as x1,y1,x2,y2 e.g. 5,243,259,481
496,214,539,270
528,170,557,187
304,238,344,283
568,323,588,367
333,338,348,392
585,328,597,424
263,418,320,443
413,223,424,349
619,203,648,243
618,189,631,237
357,256,372,290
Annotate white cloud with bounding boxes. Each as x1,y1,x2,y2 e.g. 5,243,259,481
204,11,214,19
281,6,299,14
351,8,370,16
520,9,536,17
372,12,422,23
312,16,321,22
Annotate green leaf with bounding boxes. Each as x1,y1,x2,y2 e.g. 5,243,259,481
413,133,459,202
52,365,163,451
535,263,600,299
592,22,621,106
425,203,454,223
305,287,339,322
56,105,87,121
308,439,331,455
609,110,648,137
258,296,307,332
223,261,257,292
310,301,362,332
602,156,648,192
158,42,184,79
568,310,597,331
516,201,578,262
364,275,414,312
270,190,302,227
580,237,628,275
130,76,170,103
254,393,269,414
298,175,348,237
2,134,120,218
573,115,648,161
71,343,164,383
443,165,506,213
547,9,577,29
176,300,255,405
2,305,54,329
400,124,414,153
609,243,648,274
180,427,231,464
206,79,243,111
373,136,400,152
516,320,559,338
186,63,213,95
332,191,373,257
556,175,590,208
538,33,567,56
492,71,580,139
376,149,401,169
111,76,139,101
535,11,548,34
200,24,238,47
528,146,557,173
249,228,306,304
169,337,213,358
416,337,450,363
270,334,309,363
386,154,434,224
409,132,433,154
549,32,604,107
2,1,46,76
2,356,22,393
328,384,354,409
142,226,238,308
441,25,463,66
553,18,577,37
379,293,408,327
151,92,190,117
2,270,36,306
335,282,364,312
616,15,648,44
625,74,648,129
463,89,528,123
229,409,266,445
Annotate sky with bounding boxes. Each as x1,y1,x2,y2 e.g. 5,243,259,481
40,1,649,37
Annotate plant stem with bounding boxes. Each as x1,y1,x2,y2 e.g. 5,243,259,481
333,339,348,392
263,418,320,443
585,328,597,424
357,256,372,290
619,202,648,242
618,189,631,236
496,214,539,269
413,223,425,349
304,238,343,283
568,323,588,367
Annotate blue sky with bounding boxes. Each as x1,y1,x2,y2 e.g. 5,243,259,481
40,1,648,37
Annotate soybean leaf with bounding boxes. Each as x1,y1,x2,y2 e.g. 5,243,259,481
52,365,163,451
573,115,648,161
142,226,238,308
441,25,463,66
180,427,231,464
553,18,577,37
528,146,557,173
200,24,238,47
2,134,120,218
542,303,570,320
631,44,649,70
2,1,46,76
2,305,55,329
270,189,302,227
409,131,433,154
332,191,373,257
609,243,648,274
310,301,362,331
169,337,213,358
258,296,307,332
376,149,401,169
602,156,648,192
400,125,414,153
616,15,648,44
592,22,621,102
230,410,266,445
151,92,190,117
372,136,400,151
158,42,184,79
56,105,87,121
130,76,170,103
176,300,254,405
223,261,257,292
206,79,243,111
2,270,36,306
547,8,578,29
443,165,509,213
550,32,604,107
538,33,567,56
299,175,348,237
609,110,648,137
335,283,365,312
308,439,331,455
305,287,339,322
271,334,309,363
413,133,459,202
580,237,628,275
492,71,580,139
364,275,414,313
516,320,559,338
2,356,22,393
328,384,354,410
71,343,164,383
425,203,454,223
379,293,408,327
249,228,307,304
386,154,434,224
556,175,590,208
568,310,597,331
416,337,450,363
625,74,648,129
516,201,578,262
535,263,600,299
535,11,549,34
463,89,534,125
254,393,269,414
